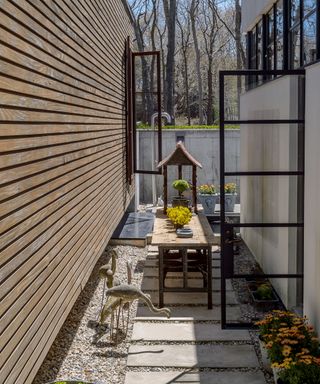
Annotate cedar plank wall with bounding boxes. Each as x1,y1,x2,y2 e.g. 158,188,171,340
0,1,134,383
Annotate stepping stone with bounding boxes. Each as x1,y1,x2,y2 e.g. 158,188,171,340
144,259,221,268
127,344,259,368
143,267,221,278
146,290,238,305
131,323,250,341
141,277,232,291
135,305,242,321
125,371,266,384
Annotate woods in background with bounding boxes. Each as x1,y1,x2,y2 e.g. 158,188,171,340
129,0,245,125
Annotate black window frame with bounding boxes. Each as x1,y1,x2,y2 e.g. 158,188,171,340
246,0,319,84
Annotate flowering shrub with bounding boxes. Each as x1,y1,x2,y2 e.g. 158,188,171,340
224,182,236,193
279,362,320,384
198,184,217,195
256,310,320,371
167,206,192,227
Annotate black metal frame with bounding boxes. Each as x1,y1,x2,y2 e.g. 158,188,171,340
219,69,305,329
247,0,319,78
132,51,162,175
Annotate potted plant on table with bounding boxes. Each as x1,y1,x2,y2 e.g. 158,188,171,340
256,310,320,383
167,206,192,230
224,182,237,212
171,179,190,208
197,184,218,214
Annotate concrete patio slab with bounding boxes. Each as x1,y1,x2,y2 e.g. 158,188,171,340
141,277,232,291
127,344,259,368
144,258,221,268
147,290,238,305
135,304,242,321
125,371,266,384
143,267,221,278
131,322,250,341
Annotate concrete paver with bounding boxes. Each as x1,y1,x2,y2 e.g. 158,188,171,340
132,322,250,341
148,290,238,305
141,277,232,291
127,344,259,368
125,371,266,384
135,304,242,321
143,267,221,278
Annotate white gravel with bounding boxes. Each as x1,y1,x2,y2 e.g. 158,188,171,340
33,245,147,384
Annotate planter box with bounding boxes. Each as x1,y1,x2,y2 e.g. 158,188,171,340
172,196,189,208
258,338,272,373
198,194,219,214
225,193,237,212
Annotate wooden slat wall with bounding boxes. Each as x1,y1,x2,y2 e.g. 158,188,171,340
0,1,134,383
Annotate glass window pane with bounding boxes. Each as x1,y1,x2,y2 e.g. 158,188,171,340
291,0,301,27
257,21,263,70
303,11,317,64
276,37,284,69
232,175,303,224
276,0,284,37
268,8,274,45
267,45,275,70
304,0,316,16
290,26,301,68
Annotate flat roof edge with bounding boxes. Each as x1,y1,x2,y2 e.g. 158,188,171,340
121,0,135,24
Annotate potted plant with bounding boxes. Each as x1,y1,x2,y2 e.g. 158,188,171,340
197,184,218,214
224,182,237,212
171,179,190,207
167,206,192,230
256,310,320,383
250,282,278,303
278,362,320,383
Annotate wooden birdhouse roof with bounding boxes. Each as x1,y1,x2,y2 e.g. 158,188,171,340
157,141,202,168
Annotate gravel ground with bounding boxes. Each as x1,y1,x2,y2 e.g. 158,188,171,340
33,245,147,384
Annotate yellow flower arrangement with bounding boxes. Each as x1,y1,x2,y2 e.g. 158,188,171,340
256,310,320,383
167,206,192,228
224,182,237,193
198,184,217,195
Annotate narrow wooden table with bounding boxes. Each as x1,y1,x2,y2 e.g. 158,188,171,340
151,211,215,309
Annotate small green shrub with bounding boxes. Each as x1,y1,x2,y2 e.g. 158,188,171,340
256,284,274,300
172,179,190,195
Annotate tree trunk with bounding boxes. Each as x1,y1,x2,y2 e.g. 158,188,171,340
163,0,177,124
235,0,243,119
207,56,214,125
132,16,153,124
190,0,204,125
183,53,191,125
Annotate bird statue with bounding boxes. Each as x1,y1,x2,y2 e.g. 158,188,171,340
101,284,171,318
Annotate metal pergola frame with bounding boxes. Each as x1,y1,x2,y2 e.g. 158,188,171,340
219,68,305,329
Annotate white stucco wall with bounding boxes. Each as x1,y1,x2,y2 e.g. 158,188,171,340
304,62,320,331
242,0,276,32
240,76,300,308
138,130,240,203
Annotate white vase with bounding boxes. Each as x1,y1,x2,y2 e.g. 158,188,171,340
198,194,218,214
272,367,281,383
258,339,272,373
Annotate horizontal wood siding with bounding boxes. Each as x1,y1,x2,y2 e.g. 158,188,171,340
0,1,133,383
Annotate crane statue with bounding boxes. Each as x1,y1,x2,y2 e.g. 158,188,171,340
100,284,171,342
98,251,171,343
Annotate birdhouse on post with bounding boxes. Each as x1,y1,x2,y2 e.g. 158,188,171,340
157,141,202,214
